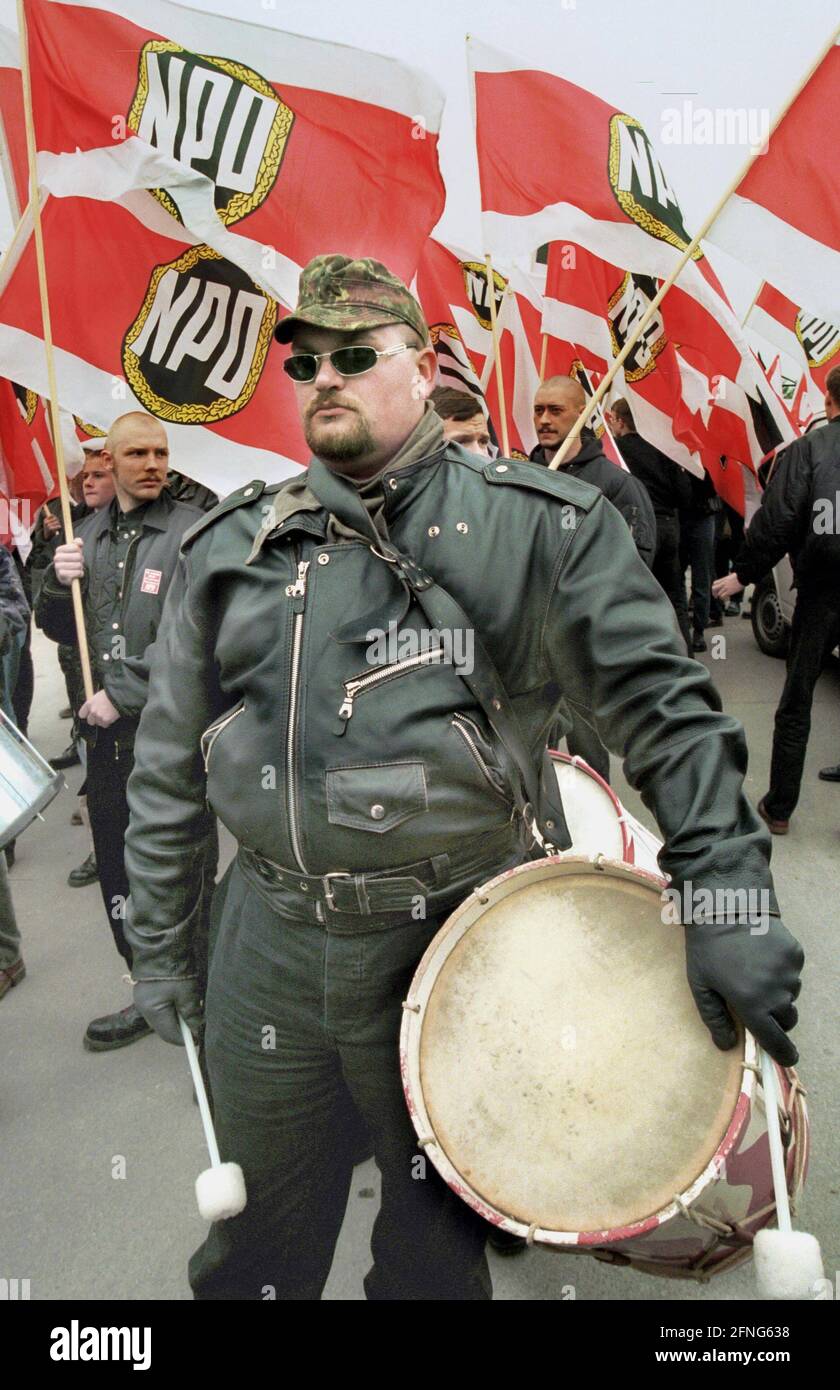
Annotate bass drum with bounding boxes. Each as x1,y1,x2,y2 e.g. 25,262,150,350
401,856,808,1281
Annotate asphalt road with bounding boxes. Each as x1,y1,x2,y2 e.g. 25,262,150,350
2,613,837,1302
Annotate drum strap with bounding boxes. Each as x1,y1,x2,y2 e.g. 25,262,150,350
306,457,571,849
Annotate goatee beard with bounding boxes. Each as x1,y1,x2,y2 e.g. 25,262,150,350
304,415,376,463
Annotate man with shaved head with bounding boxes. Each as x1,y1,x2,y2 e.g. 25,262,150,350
37,412,203,1050
531,376,657,778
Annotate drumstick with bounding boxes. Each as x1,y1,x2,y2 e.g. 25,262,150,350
753,1048,823,1299
178,1013,247,1222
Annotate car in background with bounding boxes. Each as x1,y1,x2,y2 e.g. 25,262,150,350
750,414,828,659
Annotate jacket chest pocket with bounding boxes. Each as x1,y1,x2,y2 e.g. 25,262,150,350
325,761,428,833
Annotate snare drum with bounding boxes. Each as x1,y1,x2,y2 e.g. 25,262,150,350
548,750,663,879
401,856,808,1281
0,709,64,850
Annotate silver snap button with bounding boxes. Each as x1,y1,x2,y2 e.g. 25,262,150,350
388,478,398,491
300,883,308,891
495,464,509,473
112,622,119,630
317,553,330,565
117,561,124,569
102,653,110,661
370,804,385,820
243,487,254,497
428,526,440,538
456,521,468,534
130,530,136,537
491,697,501,710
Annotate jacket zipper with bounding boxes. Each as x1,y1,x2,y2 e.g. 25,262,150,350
200,702,245,773
285,554,311,871
335,647,446,735
451,713,509,801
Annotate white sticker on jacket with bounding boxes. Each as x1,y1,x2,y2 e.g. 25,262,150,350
140,568,163,595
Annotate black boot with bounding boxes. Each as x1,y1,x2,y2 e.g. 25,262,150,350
84,1004,152,1051
68,852,98,887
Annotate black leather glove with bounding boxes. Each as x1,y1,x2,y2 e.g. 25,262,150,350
133,977,203,1046
684,917,803,1065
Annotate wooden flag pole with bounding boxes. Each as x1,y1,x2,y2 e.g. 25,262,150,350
538,332,548,383
740,279,764,329
549,19,840,471
484,252,510,457
17,0,93,698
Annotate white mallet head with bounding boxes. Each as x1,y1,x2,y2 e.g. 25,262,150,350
753,1228,824,1300
195,1162,247,1222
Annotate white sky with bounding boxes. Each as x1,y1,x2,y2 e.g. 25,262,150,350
2,0,837,351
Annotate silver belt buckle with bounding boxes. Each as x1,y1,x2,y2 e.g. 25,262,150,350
323,871,353,911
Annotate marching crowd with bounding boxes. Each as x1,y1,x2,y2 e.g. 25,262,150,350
0,254,833,1298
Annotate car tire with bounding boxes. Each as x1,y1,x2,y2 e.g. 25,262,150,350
751,575,790,658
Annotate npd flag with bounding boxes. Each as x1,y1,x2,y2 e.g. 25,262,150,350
468,38,758,370
708,34,840,321
25,0,446,303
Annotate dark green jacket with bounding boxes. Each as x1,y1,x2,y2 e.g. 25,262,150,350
124,444,776,975
35,491,201,738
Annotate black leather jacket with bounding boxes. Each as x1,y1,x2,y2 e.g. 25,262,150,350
35,491,201,738
529,434,656,566
735,417,840,595
123,444,777,977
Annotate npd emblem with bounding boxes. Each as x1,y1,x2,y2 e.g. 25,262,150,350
795,309,840,372
122,246,277,425
461,261,508,331
128,41,293,225
607,272,667,381
608,113,700,259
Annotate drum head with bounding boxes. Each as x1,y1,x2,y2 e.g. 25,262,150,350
407,859,743,1235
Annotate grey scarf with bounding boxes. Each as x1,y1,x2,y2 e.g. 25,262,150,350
246,406,444,564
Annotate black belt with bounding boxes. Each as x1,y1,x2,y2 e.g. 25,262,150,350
239,823,523,918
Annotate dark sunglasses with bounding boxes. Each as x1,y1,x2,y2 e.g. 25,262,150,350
282,341,412,383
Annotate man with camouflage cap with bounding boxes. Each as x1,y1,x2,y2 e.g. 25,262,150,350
124,254,803,1301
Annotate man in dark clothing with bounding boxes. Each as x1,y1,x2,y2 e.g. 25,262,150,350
36,412,203,1049
713,365,840,833
680,471,722,652
608,397,693,652
530,376,657,779
122,256,802,1302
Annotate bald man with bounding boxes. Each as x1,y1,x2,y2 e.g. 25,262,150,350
531,377,657,779
37,413,204,1050
531,377,656,566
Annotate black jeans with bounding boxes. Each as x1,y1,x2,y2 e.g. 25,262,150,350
653,513,691,652
680,513,716,635
86,728,134,966
189,860,492,1301
765,590,840,821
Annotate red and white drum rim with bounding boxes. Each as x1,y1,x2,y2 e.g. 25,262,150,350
547,749,636,864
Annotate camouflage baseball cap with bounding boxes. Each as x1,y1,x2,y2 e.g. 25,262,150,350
275,254,428,344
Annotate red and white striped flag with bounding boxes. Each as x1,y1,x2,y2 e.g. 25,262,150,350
749,280,838,416
468,35,759,383
25,0,446,306
0,24,27,220
708,34,840,320
415,239,541,456
0,194,306,496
